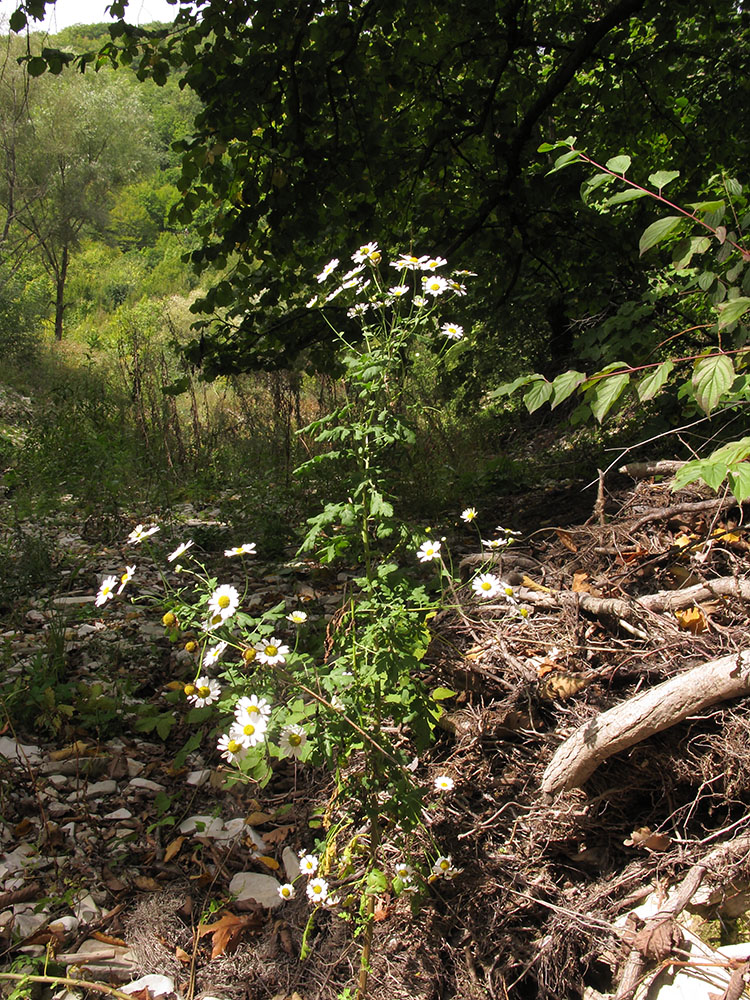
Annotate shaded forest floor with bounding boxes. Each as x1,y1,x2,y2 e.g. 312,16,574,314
3,466,750,1000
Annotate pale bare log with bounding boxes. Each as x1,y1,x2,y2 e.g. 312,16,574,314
638,575,750,613
618,460,686,478
541,650,750,798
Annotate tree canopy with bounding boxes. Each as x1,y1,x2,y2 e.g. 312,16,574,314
9,0,750,378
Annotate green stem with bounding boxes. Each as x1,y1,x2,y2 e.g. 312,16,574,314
0,973,136,1000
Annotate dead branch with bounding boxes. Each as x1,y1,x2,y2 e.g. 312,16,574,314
630,497,738,532
638,576,750,613
619,460,686,478
541,649,750,798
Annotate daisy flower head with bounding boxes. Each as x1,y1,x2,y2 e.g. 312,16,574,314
421,256,447,271
432,855,457,878
186,676,221,708
306,877,329,904
391,253,428,271
230,715,267,749
347,302,369,319
278,883,296,901
255,637,289,666
315,258,339,283
224,542,256,557
441,322,464,341
352,242,381,265
482,537,509,551
279,724,307,759
496,526,522,539
434,775,455,792
235,694,271,719
202,640,228,668
461,507,477,523
168,540,193,563
395,861,414,882
500,582,518,605
287,610,308,624
95,575,118,607
472,573,502,600
208,584,240,622
127,523,159,545
298,853,318,876
417,540,441,563
388,284,409,297
117,565,135,595
422,274,449,297
412,295,427,308
217,732,245,764
306,295,318,308
448,279,467,296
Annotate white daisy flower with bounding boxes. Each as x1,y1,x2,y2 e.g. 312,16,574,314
279,724,307,759
298,853,318,876
342,264,365,281
316,258,339,282
186,676,221,708
417,540,441,562
217,732,245,764
472,573,502,600
448,279,467,296
422,274,450,296
95,575,118,607
412,295,427,307
230,716,267,749
168,540,193,562
495,526,522,538
395,861,414,882
390,253,428,270
482,537,510,550
235,694,271,719
202,640,228,668
255,637,289,666
208,584,240,621
388,284,409,297
461,507,477,522
278,883,296,901
287,610,308,624
352,242,381,264
117,565,135,595
306,295,318,308
127,523,159,544
347,303,369,318
224,542,256,557
441,322,464,340
421,256,447,270
432,855,457,878
434,775,455,792
306,877,329,903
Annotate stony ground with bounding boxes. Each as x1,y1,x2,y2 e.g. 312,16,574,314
3,473,750,1000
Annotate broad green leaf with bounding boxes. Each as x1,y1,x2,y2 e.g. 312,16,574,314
672,460,709,491
717,296,750,329
546,149,581,176
489,373,539,399
538,138,576,153
729,463,750,502
431,687,457,701
551,370,586,408
27,57,47,77
712,436,750,465
602,189,648,207
672,236,711,269
524,378,553,413
9,9,27,30
726,178,743,197
698,270,716,291
692,354,735,414
639,216,684,255
606,155,631,174
701,459,731,491
648,170,680,190
580,173,613,203
581,361,629,391
637,360,674,401
590,373,630,422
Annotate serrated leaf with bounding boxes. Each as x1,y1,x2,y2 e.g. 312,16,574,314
717,296,750,329
637,360,674,401
639,216,684,255
729,462,750,502
692,354,735,414
648,170,680,190
590,373,630,423
524,378,553,413
551,370,586,408
606,154,631,174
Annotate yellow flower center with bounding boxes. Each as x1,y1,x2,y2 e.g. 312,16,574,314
228,739,240,753
243,722,256,736
185,641,197,653
312,885,322,895
198,686,210,698
163,612,176,627
265,645,278,657
289,732,302,746
218,595,230,609
439,860,449,871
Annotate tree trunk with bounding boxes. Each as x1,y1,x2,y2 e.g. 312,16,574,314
54,243,69,341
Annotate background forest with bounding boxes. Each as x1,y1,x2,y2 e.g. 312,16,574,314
2,3,750,1000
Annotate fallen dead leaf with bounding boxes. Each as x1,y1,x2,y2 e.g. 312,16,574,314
624,826,672,851
675,606,708,634
539,671,590,701
48,741,94,761
133,876,162,891
555,529,577,553
174,946,191,964
246,811,275,825
263,825,294,847
198,911,264,959
256,855,280,871
163,836,185,863
92,931,128,947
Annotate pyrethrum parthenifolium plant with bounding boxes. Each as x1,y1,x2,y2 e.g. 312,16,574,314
493,139,750,500
91,245,480,998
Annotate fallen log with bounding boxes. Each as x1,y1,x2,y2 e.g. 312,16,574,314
541,649,750,798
